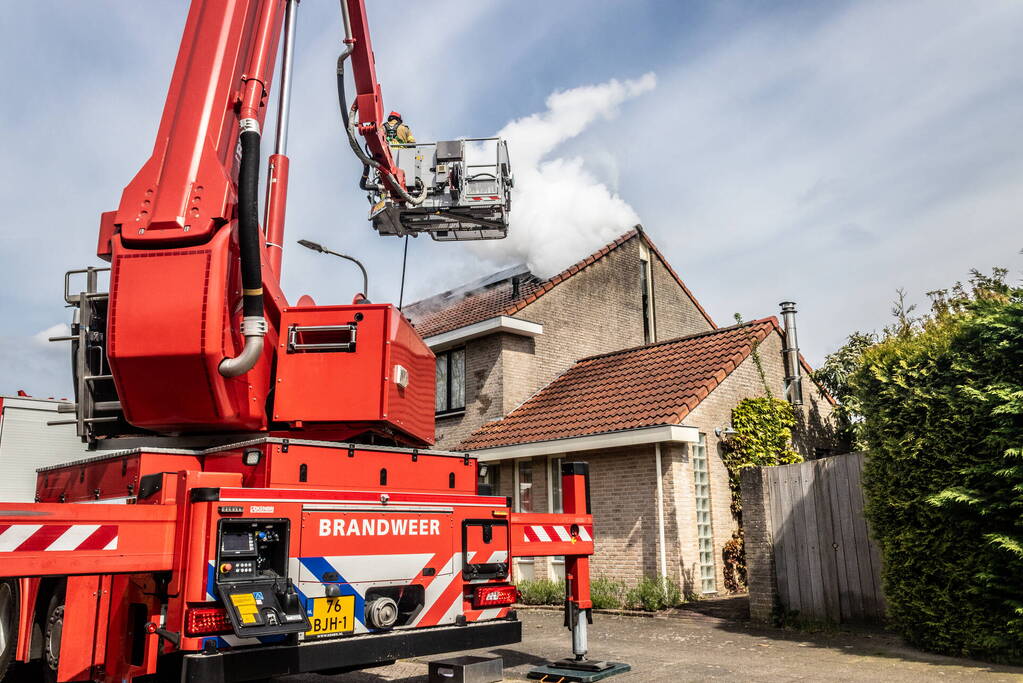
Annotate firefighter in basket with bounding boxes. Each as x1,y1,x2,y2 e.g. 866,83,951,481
383,110,415,146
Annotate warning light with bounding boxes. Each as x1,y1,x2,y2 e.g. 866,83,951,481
184,607,233,636
472,585,518,609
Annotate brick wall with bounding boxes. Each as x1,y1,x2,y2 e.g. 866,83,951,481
740,466,776,622
682,330,838,593
434,333,506,448
435,234,714,450
648,251,714,341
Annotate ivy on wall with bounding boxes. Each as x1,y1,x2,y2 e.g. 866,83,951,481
721,396,802,515
718,315,804,592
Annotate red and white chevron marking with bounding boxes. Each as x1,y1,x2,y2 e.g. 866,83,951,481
0,524,118,552
522,524,592,543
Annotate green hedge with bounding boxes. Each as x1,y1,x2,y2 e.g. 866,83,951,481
852,286,1023,662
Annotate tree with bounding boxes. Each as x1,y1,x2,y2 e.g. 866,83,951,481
810,331,876,447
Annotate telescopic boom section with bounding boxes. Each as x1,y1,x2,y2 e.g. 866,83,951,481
341,0,405,190
99,0,288,434
109,0,285,249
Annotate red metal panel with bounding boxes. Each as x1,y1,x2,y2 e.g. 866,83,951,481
107,230,273,432
218,487,506,508
114,0,280,246
259,443,476,494
272,304,434,445
0,504,177,576
15,577,39,662
509,513,594,558
385,309,436,443
36,452,202,503
59,575,102,682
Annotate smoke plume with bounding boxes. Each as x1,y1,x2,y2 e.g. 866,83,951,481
471,73,656,278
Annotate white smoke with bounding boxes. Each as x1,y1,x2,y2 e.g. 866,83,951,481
471,73,657,278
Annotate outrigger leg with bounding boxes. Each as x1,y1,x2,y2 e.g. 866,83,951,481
527,464,630,682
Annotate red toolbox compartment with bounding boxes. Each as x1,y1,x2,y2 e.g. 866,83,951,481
271,304,435,445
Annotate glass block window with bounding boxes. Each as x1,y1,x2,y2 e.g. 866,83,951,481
692,434,716,593
435,347,465,414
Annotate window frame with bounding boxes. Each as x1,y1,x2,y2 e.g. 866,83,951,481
639,242,656,344
434,346,466,416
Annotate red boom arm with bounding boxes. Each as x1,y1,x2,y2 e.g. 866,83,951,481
96,0,408,436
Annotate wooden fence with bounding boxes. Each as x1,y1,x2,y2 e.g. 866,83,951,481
744,453,885,623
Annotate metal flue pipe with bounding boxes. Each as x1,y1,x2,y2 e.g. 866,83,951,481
779,301,803,406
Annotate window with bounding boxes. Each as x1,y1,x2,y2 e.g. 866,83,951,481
549,457,565,580
639,243,656,344
516,459,533,512
435,347,465,414
549,457,564,513
692,434,716,593
514,459,536,578
478,462,500,495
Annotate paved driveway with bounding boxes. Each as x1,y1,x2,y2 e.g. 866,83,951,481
278,604,1023,682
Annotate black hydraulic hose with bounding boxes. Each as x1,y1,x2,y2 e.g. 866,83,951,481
238,128,264,318
336,53,427,204
336,56,374,190
218,120,268,378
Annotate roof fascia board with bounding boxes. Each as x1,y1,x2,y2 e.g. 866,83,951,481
424,316,543,351
471,424,700,461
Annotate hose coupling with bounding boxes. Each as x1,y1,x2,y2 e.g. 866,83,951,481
241,316,268,337
240,118,261,135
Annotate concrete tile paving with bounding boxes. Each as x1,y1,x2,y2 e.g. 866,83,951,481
278,608,1023,682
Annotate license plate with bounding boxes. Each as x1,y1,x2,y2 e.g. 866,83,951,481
305,596,356,638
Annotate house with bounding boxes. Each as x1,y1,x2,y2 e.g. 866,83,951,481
404,228,837,593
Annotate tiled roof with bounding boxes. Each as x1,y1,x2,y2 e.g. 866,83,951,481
404,228,716,339
460,318,779,451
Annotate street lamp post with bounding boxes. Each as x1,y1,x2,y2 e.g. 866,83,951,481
297,239,370,301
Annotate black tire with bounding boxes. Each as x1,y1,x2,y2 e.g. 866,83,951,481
41,585,65,683
0,580,18,681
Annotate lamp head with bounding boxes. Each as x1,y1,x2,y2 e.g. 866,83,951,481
297,239,325,253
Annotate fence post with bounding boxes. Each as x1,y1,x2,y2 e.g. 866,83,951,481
740,467,778,623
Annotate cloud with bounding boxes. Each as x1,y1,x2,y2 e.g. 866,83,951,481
470,74,656,278
0,324,73,398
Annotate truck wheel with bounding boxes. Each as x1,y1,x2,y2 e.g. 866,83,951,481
0,580,18,680
42,586,65,683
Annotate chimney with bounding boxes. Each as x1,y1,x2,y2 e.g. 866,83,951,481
511,275,521,299
779,301,804,406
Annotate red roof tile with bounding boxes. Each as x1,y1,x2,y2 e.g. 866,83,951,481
404,228,716,339
459,318,778,451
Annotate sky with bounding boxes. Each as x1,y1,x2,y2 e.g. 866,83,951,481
1,0,1021,398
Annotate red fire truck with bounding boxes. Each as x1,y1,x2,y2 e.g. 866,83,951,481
0,1,619,681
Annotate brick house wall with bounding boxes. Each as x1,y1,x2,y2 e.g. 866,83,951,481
434,234,713,450
669,331,837,593
487,330,837,594
422,229,838,594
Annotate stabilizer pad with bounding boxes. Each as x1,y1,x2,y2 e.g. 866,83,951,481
527,661,631,682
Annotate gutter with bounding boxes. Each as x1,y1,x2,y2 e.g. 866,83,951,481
471,424,699,462
423,316,542,351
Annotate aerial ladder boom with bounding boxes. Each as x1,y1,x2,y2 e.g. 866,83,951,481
0,2,620,681
70,0,511,444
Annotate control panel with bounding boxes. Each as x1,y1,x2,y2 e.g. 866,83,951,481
215,519,309,637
